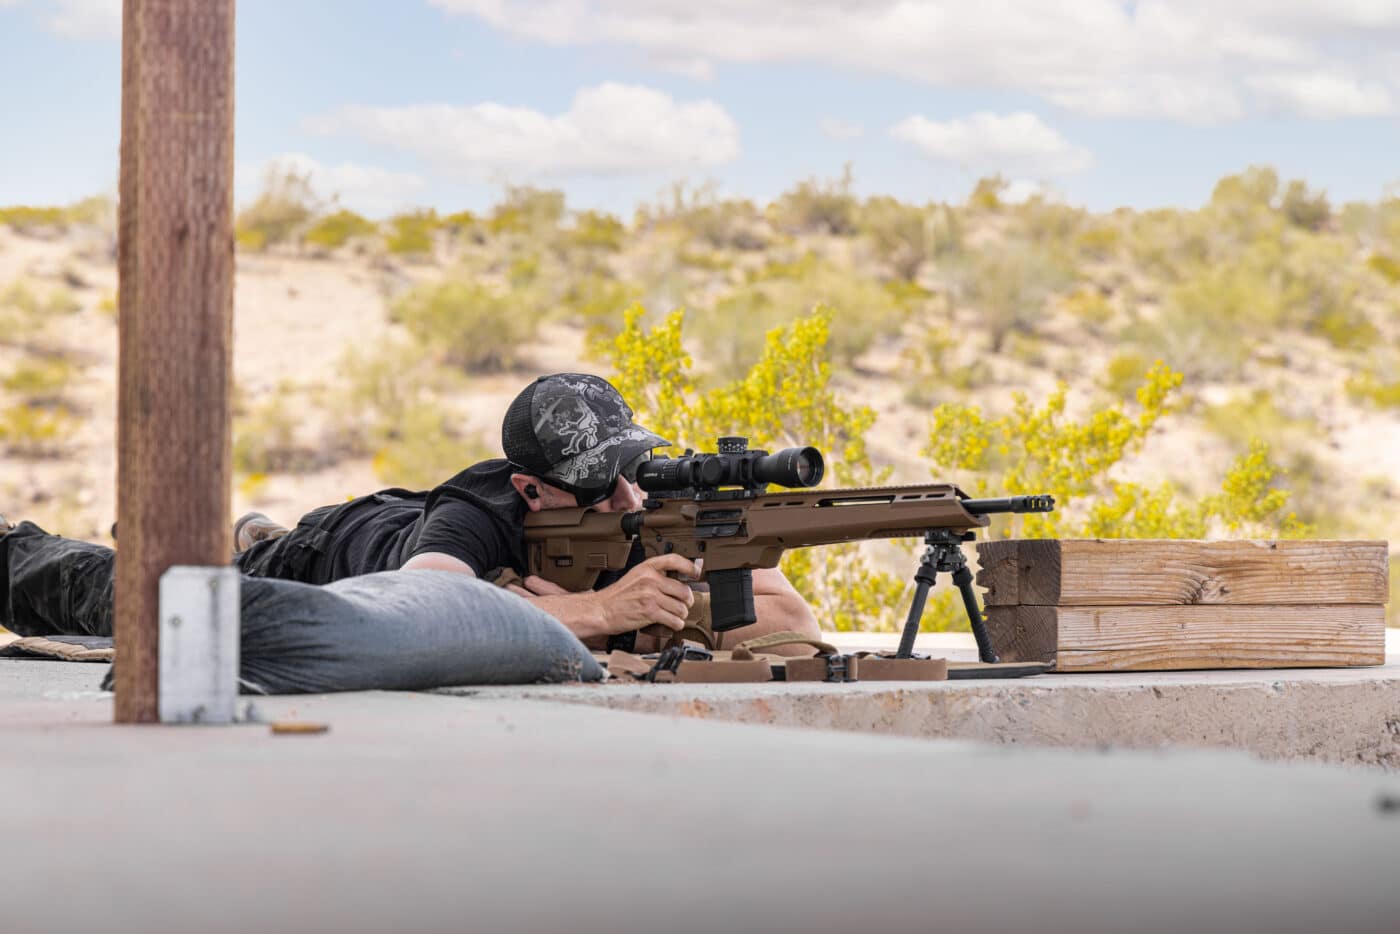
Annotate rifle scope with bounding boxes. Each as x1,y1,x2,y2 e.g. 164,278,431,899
636,440,825,493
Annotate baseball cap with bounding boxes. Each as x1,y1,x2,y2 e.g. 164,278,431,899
502,374,672,499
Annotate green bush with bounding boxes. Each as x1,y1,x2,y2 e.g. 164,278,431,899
958,242,1076,352
567,211,626,252
1366,253,1400,284
0,403,75,457
235,165,319,251
1281,179,1331,230
698,256,911,375
233,388,325,474
2,358,75,405
390,278,537,371
371,404,490,490
637,182,767,250
303,209,377,250
1346,372,1400,409
1202,390,1315,451
1099,352,1150,399
384,210,439,257
966,176,1007,212
488,186,566,237
770,165,858,235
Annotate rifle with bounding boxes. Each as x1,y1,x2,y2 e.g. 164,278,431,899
523,437,1054,663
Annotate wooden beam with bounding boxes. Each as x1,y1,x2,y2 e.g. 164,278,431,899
977,540,1390,607
115,0,236,723
985,604,1385,671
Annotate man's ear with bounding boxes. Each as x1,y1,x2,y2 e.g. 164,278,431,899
509,473,544,512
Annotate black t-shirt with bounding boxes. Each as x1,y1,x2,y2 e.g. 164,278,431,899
404,459,529,575
246,458,637,586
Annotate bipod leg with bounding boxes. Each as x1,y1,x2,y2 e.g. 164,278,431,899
953,564,999,664
896,557,939,659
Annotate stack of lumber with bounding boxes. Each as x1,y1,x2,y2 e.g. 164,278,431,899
976,540,1389,672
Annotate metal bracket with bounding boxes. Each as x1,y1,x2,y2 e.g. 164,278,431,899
158,566,240,724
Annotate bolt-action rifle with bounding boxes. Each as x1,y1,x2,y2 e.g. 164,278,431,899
523,437,1054,663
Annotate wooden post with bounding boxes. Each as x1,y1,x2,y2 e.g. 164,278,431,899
115,0,236,723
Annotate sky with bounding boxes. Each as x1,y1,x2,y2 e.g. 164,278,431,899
1,0,1399,217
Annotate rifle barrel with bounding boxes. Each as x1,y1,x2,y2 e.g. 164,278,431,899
962,495,1055,515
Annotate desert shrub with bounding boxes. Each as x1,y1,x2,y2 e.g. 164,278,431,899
1201,390,1317,453
1143,233,1370,375
233,388,325,474
441,210,478,231
1061,287,1114,332
564,274,643,357
0,403,76,457
1082,441,1309,539
1280,179,1331,231
235,165,319,252
371,404,490,490
384,210,439,257
1368,253,1400,284
958,241,1076,352
925,362,1185,538
1346,371,1400,409
608,304,913,629
700,257,911,375
1012,197,1087,245
1099,352,1150,399
2,358,75,406
390,278,537,371
638,182,767,250
567,211,625,252
1,281,80,318
488,186,566,237
303,209,377,250
966,176,1007,212
926,363,1307,542
858,197,934,280
0,200,106,237
0,205,69,231
770,165,858,236
1074,222,1122,260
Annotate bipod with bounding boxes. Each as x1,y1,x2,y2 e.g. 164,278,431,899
896,529,1000,664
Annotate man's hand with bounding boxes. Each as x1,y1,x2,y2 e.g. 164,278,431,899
593,554,698,635
508,554,698,638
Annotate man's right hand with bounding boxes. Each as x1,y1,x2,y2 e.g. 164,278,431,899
592,554,699,636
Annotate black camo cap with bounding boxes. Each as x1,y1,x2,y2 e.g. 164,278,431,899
502,374,672,492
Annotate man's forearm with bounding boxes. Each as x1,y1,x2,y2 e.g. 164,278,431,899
523,592,610,642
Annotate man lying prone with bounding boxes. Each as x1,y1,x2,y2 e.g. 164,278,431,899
0,373,819,654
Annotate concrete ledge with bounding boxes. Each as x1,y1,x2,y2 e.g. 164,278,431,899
441,633,1400,767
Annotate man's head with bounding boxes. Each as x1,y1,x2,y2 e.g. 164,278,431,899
502,373,671,512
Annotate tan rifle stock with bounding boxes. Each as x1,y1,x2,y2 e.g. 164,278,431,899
524,482,985,592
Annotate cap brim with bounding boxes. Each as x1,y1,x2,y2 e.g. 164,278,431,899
545,424,673,492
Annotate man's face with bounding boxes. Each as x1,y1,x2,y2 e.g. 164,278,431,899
519,475,644,513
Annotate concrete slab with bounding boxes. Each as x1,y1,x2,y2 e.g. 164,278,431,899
5,681,1400,934
437,632,1400,767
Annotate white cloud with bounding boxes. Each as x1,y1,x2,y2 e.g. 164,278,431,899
891,111,1092,177
237,154,428,218
308,82,740,179
1248,72,1394,119
429,0,1399,124
44,0,120,39
819,117,864,140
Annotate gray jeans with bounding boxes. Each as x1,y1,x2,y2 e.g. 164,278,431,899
1,522,602,693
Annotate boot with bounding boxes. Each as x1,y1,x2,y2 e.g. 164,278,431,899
233,511,290,554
